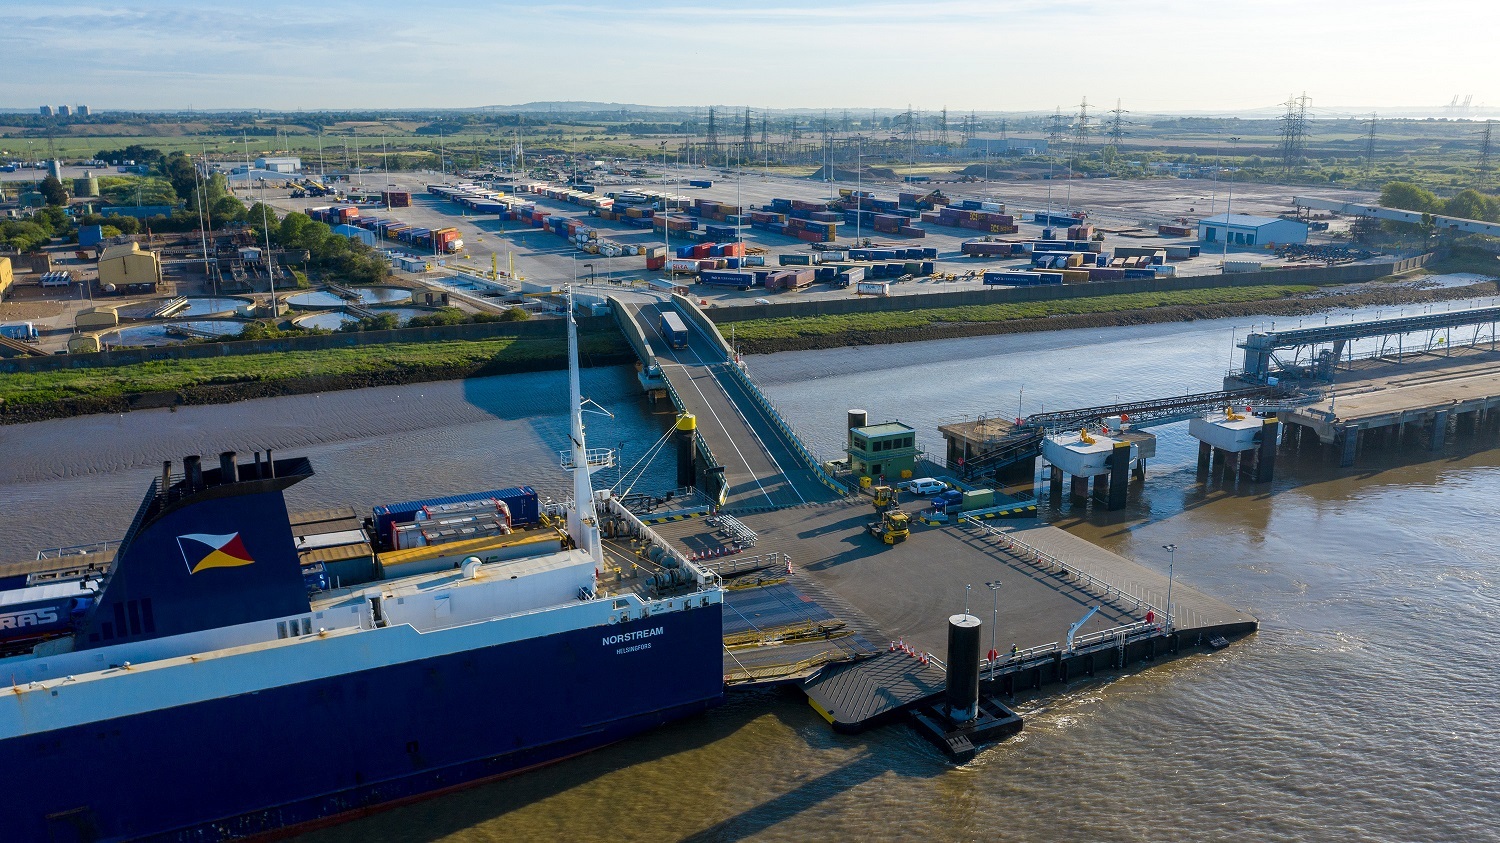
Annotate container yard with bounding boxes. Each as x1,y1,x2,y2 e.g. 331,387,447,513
248,169,1393,314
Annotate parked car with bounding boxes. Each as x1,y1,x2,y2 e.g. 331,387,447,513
933,489,965,510
900,478,950,496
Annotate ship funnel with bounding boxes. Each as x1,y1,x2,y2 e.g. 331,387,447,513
219,451,239,485
183,455,203,493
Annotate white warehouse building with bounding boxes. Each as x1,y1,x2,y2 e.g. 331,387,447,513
1197,213,1308,247
255,156,302,173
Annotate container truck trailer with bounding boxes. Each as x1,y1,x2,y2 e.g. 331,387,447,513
659,311,690,349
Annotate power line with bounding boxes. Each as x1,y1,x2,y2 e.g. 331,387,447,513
704,107,719,166
1044,106,1068,159
742,108,753,161
1072,96,1091,164
1479,119,1494,185
1278,92,1311,170
1106,99,1128,147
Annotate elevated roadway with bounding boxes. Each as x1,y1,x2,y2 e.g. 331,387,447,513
623,299,836,511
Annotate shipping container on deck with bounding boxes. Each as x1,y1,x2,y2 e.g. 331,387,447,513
372,487,539,549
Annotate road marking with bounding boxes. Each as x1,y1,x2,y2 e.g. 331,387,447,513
639,304,779,507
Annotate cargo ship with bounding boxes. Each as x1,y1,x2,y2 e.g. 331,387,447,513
0,298,724,841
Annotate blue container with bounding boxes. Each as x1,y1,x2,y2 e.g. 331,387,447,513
373,486,540,545
921,247,938,259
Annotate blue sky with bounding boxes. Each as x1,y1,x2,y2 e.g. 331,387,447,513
2,1,1494,114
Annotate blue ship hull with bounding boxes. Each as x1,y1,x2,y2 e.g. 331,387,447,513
1,606,724,842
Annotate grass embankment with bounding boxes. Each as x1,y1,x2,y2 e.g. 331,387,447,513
724,277,1500,353
0,333,631,423
727,285,1317,351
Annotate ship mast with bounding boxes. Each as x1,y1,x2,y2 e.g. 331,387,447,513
565,288,604,568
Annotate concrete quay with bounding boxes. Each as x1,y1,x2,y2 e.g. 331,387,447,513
1277,347,1500,466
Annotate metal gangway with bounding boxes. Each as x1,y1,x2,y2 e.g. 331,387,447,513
1238,306,1500,382
151,296,189,318
165,323,223,340
707,513,757,548
1022,385,1293,431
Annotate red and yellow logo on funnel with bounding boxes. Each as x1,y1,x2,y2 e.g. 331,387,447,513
177,532,256,575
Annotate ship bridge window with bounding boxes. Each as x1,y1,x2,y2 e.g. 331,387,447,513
613,599,628,610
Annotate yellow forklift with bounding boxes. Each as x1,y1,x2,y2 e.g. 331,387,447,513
869,508,911,545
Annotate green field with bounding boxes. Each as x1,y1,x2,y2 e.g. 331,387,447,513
725,284,1320,343
0,333,627,408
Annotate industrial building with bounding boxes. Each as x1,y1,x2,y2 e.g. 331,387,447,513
38,105,52,117
255,156,302,173
97,242,162,293
77,105,91,117
846,418,918,482
333,223,375,247
57,105,72,117
1197,213,1307,247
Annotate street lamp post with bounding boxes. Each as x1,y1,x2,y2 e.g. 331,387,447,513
583,262,595,285
1161,544,1177,630
984,580,1001,671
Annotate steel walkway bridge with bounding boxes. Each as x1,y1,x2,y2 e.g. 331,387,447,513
1022,385,1294,431
1238,306,1500,382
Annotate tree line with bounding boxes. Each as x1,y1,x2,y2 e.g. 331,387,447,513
1380,182,1500,222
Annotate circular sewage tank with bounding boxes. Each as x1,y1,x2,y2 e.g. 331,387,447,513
292,306,437,331
293,311,358,331
101,320,245,347
285,286,412,309
119,296,256,320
